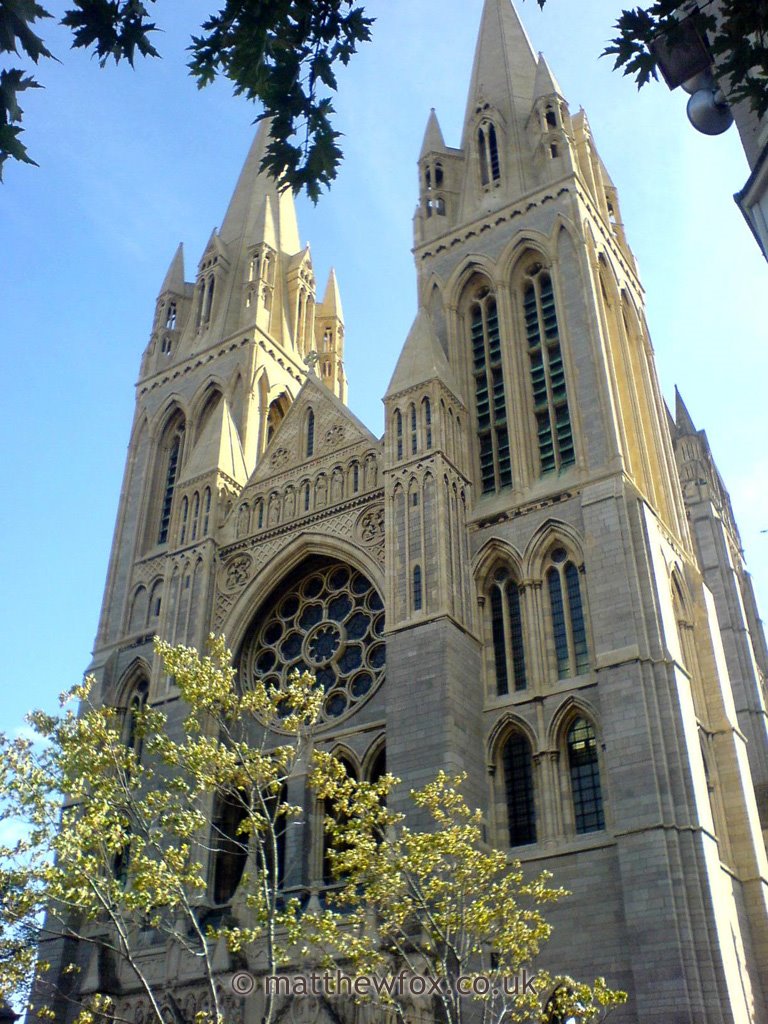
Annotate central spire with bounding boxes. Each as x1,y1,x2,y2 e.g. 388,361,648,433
219,120,300,255
461,0,538,149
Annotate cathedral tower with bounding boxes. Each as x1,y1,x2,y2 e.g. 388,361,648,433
52,2,768,1023
405,0,768,1018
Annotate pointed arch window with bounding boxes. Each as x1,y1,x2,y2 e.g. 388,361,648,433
567,718,604,833
212,793,249,905
546,547,588,678
306,409,315,458
124,679,149,757
410,404,418,454
523,266,574,474
196,389,222,443
195,281,205,330
165,302,177,329
297,291,306,351
190,492,200,541
478,122,501,186
267,393,290,444
204,276,215,325
323,758,357,886
395,410,403,460
179,496,189,544
489,568,527,695
502,732,536,846
119,675,148,892
158,428,183,545
202,488,211,535
423,398,432,449
469,287,512,493
413,565,423,612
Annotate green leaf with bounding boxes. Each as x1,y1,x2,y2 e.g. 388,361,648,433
0,0,54,61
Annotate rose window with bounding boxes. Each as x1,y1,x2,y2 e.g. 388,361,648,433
240,561,385,724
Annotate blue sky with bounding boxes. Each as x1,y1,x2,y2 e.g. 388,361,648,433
1,0,766,735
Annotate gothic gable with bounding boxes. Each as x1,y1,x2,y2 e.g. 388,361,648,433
221,375,382,546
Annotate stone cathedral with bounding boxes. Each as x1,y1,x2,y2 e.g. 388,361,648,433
65,0,768,1021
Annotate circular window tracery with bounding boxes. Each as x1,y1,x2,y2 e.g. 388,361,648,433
240,561,386,725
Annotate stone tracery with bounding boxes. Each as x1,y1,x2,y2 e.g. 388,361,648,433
239,560,386,724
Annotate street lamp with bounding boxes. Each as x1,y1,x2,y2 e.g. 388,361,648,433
649,12,734,135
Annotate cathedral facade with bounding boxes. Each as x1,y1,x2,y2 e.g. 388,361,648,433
67,1,768,1021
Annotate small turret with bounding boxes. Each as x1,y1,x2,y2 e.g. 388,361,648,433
415,109,464,244
383,309,472,630
142,243,190,376
671,386,739,543
528,52,576,179
311,268,346,401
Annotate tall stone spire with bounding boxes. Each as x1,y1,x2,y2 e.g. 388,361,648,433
219,120,300,255
461,0,538,148
187,121,304,346
457,0,540,214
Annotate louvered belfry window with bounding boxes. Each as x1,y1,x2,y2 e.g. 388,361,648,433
158,431,182,545
470,288,512,494
523,266,575,474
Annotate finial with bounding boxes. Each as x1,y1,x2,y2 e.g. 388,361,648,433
304,351,320,376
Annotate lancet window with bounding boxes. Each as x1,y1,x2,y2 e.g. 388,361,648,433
306,408,315,458
468,285,512,493
478,121,500,186
423,398,432,449
546,547,588,678
202,488,211,535
501,732,536,846
523,265,574,474
157,422,184,546
489,568,527,695
566,718,604,833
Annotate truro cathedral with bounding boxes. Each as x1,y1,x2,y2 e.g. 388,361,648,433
62,0,768,1020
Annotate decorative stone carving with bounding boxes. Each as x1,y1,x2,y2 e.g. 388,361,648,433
324,423,345,445
212,500,386,631
222,553,254,592
239,560,385,725
131,555,167,587
357,505,385,544
270,446,290,467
